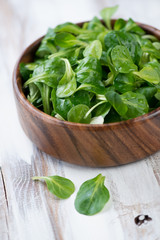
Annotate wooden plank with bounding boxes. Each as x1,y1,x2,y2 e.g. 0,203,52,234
2,149,160,240
0,168,9,240
1,149,71,240
105,158,160,240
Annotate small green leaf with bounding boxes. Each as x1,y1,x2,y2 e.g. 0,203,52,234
104,31,142,64
55,32,86,48
54,22,84,35
134,62,160,84
24,58,65,88
100,5,119,29
51,89,73,120
83,40,102,59
124,18,145,35
93,101,111,118
136,87,157,102
41,84,52,114
67,104,91,123
84,100,107,118
114,73,135,93
56,59,77,98
75,174,110,215
75,57,105,94
87,17,107,32
32,175,75,199
155,89,160,100
106,91,128,116
153,42,160,50
121,91,149,119
20,63,33,81
70,91,90,107
114,18,126,30
111,45,137,73
27,83,41,104
36,28,57,57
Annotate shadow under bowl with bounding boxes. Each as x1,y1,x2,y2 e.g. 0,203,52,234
13,20,160,167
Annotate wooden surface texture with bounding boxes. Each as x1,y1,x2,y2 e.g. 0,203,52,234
0,0,160,239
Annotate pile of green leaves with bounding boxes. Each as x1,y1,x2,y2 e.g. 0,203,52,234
20,5,160,124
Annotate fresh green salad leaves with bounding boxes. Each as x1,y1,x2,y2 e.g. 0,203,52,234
21,5,160,124
33,173,110,216
32,175,75,199
75,174,110,215
111,45,137,73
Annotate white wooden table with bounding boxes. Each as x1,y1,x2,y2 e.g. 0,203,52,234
0,0,160,239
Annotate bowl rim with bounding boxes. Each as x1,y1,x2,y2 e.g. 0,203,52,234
13,19,160,129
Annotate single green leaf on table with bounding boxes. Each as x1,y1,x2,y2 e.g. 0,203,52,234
121,91,149,119
74,174,110,215
100,5,119,30
56,58,77,98
111,45,137,73
54,32,87,48
67,104,91,123
106,91,128,116
32,175,75,199
134,62,160,84
83,40,102,59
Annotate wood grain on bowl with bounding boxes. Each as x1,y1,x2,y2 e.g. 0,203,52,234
13,20,160,167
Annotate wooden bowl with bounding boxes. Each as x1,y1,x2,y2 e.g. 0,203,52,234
13,20,160,167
